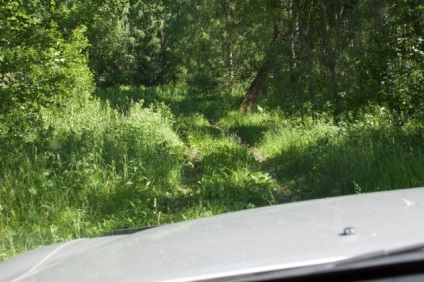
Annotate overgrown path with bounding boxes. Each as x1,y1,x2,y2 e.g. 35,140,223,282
2,86,424,262
178,111,292,206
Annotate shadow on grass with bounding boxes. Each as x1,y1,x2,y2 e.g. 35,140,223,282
94,86,242,121
264,126,424,201
226,124,268,146
178,123,224,144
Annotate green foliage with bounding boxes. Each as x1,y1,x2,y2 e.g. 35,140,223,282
258,117,424,201
60,0,181,87
0,1,94,146
352,0,424,121
198,137,278,207
217,110,277,146
8,0,417,124
1,0,424,264
0,97,186,260
2,85,424,262
94,85,241,121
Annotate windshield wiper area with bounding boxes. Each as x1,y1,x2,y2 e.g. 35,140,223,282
100,225,160,236
324,243,424,282
223,243,424,282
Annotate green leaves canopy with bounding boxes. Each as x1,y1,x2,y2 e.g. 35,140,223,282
0,0,93,142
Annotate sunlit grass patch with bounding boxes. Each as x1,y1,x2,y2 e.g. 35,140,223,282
258,120,424,200
217,110,278,146
0,98,187,261
195,135,280,208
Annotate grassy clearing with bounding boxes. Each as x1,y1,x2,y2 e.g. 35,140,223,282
1,86,423,261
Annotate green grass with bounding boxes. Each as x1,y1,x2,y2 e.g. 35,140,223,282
1,85,423,261
257,118,424,200
0,98,186,260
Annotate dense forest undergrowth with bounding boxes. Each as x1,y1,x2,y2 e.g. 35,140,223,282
1,86,423,261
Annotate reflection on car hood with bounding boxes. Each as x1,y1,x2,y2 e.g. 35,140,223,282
1,187,424,281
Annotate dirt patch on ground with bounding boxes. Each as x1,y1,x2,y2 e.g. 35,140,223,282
250,147,266,163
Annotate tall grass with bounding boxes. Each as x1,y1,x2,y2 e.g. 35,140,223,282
1,86,423,262
0,98,186,260
175,113,280,210
216,108,424,201
257,118,424,200
94,85,241,120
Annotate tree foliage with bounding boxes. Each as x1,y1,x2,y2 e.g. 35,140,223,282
56,0,182,87
0,0,93,144
1,0,423,140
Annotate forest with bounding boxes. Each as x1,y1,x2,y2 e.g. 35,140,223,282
1,0,423,260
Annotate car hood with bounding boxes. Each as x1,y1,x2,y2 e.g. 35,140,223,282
1,187,424,281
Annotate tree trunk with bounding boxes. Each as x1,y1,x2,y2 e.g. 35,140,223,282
239,21,281,113
320,0,341,124
290,1,299,84
298,1,316,122
239,62,270,113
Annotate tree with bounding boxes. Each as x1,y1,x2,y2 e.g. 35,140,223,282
0,0,93,143
60,0,181,88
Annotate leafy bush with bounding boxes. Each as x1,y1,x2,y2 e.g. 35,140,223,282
0,0,94,146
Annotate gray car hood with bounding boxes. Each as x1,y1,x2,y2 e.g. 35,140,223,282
1,187,424,281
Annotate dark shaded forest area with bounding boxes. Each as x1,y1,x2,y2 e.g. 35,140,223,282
2,0,423,126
